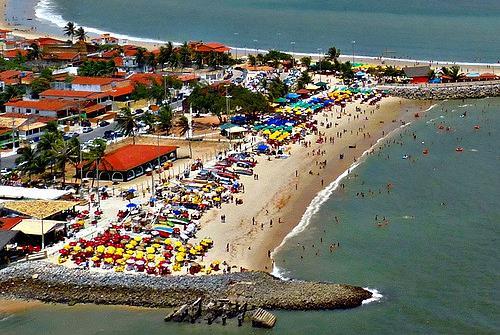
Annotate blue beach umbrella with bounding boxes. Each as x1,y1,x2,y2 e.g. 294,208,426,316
126,203,138,208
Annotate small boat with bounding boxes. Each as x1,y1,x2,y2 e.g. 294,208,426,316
455,147,464,152
422,149,429,155
402,154,409,160
233,168,253,176
474,125,480,130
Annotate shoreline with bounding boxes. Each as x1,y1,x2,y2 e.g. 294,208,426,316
1,0,499,72
194,96,434,272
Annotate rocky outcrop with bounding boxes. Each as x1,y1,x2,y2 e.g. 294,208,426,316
379,83,500,100
0,261,371,310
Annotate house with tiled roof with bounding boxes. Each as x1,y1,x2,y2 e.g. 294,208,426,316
70,76,130,92
78,144,178,181
4,99,79,120
0,29,13,41
0,70,33,90
189,41,231,54
91,34,120,45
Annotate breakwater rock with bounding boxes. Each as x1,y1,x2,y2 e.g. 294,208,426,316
0,261,371,310
379,82,500,100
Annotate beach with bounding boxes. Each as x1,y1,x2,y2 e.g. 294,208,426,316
195,96,431,271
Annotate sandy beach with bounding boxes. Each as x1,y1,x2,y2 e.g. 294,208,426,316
195,97,432,271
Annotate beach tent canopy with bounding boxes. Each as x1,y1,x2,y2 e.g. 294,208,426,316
274,97,287,103
315,81,328,87
1,200,78,219
257,144,269,152
296,88,310,95
12,219,65,236
230,115,247,125
0,186,71,200
226,126,247,134
465,72,480,78
305,84,320,90
286,93,300,99
219,123,238,131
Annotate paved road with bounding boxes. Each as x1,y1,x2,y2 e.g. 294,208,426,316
0,123,117,170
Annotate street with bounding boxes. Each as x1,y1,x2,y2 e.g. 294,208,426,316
0,123,116,170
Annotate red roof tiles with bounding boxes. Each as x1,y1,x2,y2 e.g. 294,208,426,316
0,217,24,231
40,89,95,99
87,145,178,171
5,99,77,111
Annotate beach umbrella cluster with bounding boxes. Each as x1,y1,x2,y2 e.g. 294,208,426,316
58,230,217,275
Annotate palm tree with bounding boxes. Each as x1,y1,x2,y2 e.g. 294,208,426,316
115,107,138,144
157,105,173,134
52,137,80,186
27,43,42,61
75,27,87,42
178,115,192,158
37,130,62,176
326,46,341,61
135,47,147,70
441,65,462,82
63,22,76,43
83,138,107,188
15,146,38,182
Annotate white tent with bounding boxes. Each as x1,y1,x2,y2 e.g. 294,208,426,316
0,186,71,201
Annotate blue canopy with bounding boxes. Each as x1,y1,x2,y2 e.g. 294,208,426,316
286,93,300,99
126,203,137,208
231,115,247,125
257,144,269,151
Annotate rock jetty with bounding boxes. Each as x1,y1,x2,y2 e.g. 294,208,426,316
379,82,500,100
0,261,371,310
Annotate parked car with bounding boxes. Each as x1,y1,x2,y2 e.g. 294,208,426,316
99,120,110,127
82,127,93,133
103,130,116,139
81,120,91,127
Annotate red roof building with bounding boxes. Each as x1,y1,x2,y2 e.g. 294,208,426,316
0,217,24,231
71,76,130,92
190,42,231,53
128,73,163,86
40,89,96,100
0,70,33,86
80,144,178,181
4,99,78,119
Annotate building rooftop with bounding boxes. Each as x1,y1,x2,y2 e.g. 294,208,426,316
40,89,96,99
71,76,123,86
86,144,178,172
5,99,77,111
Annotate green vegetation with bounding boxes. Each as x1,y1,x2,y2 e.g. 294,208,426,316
115,107,139,144
189,84,269,122
15,123,81,185
78,60,116,77
441,65,462,81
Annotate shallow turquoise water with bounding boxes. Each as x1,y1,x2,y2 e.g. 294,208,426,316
2,99,499,334
38,0,500,62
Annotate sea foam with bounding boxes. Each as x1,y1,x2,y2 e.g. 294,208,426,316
362,288,383,305
34,0,168,44
272,118,420,257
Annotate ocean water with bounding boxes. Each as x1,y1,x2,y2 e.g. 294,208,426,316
29,0,500,62
1,98,499,334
